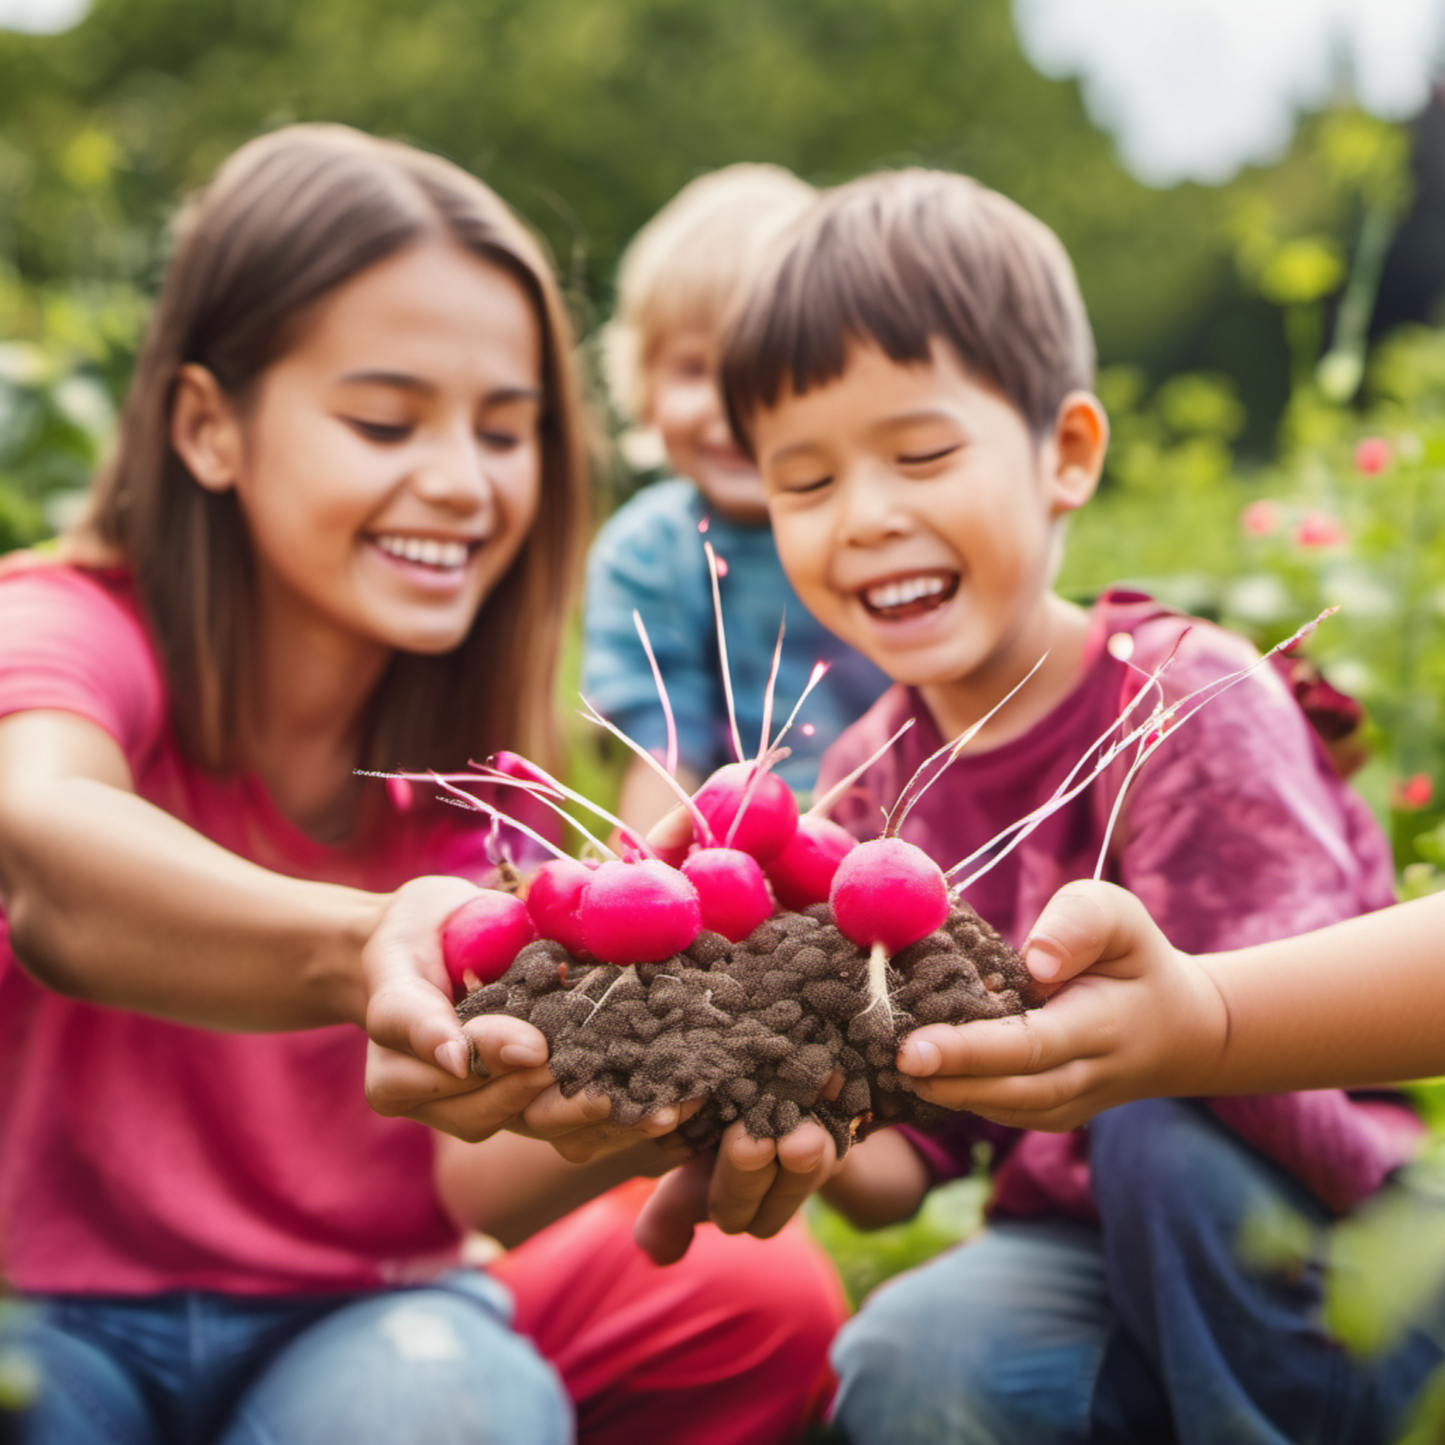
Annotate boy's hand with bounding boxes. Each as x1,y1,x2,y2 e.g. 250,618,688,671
632,1118,839,1265
894,880,1229,1132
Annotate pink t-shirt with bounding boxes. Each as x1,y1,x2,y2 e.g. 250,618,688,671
819,591,1423,1219
0,565,524,1296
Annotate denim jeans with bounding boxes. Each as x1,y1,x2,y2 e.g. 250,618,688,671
12,1269,571,1445
832,1099,1445,1445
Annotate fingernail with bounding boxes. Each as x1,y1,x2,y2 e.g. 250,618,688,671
1022,936,1062,981
434,1040,470,1080
498,1041,547,1068
899,1039,942,1076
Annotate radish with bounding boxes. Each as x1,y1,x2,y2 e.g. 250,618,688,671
524,856,596,956
579,858,702,965
442,890,538,996
830,837,950,1020
766,814,858,910
681,847,775,942
693,762,799,862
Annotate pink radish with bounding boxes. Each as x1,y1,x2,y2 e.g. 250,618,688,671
766,814,858,910
681,847,775,942
442,890,538,995
693,762,799,863
579,859,702,965
830,837,950,1020
525,857,596,956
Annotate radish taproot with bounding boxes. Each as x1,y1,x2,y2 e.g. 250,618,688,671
830,837,950,1020
692,761,799,862
579,858,703,965
442,890,538,995
681,847,775,942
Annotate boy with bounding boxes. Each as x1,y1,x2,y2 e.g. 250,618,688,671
583,164,887,832
716,169,1437,1444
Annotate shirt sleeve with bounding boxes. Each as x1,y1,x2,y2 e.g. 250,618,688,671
580,485,728,775
0,567,166,761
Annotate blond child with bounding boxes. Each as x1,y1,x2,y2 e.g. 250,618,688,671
710,168,1439,1445
582,163,886,832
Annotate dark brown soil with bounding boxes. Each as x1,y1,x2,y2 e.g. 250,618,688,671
457,901,1043,1156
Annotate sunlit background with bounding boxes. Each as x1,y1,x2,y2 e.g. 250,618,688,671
5,0,1445,844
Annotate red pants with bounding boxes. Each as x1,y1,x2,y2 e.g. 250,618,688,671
491,1178,848,1445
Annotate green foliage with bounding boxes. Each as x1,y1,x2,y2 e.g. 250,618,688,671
807,1175,988,1309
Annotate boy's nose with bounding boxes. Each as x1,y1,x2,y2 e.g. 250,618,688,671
837,465,911,544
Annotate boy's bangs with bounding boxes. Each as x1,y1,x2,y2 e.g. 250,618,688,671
720,232,939,453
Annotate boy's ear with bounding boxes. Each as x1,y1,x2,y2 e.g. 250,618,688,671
1046,391,1108,515
170,363,245,493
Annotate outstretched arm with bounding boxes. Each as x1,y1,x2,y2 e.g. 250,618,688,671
0,709,557,1141
896,880,1445,1131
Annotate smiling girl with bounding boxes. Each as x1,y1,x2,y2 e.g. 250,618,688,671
0,125,842,1445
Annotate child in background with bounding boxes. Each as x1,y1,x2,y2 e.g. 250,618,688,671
717,168,1440,1445
584,163,887,832
0,125,844,1445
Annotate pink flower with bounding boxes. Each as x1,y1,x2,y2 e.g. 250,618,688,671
1394,773,1433,810
1240,499,1281,537
1295,511,1347,548
1354,437,1391,476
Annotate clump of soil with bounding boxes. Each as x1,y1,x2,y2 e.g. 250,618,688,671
457,901,1043,1156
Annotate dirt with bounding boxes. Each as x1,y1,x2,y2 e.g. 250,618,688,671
456,901,1043,1156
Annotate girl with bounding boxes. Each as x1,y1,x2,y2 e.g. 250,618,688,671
0,125,843,1445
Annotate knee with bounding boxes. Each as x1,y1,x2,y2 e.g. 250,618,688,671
1090,1098,1237,1226
231,1289,570,1445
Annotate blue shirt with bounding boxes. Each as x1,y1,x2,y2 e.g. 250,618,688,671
581,479,889,795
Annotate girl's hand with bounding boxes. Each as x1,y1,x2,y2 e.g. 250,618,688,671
363,876,557,1141
362,876,701,1148
894,880,1229,1132
632,1118,839,1265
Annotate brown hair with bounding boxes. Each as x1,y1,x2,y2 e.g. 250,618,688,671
78,123,589,775
603,163,816,422
720,168,1095,448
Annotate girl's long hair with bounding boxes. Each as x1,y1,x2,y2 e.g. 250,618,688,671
78,123,589,776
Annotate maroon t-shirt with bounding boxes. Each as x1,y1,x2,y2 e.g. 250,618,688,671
818,591,1421,1218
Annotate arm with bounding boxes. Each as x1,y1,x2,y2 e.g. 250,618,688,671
900,880,1445,1131
0,709,566,1141
434,1129,691,1247
819,1127,933,1230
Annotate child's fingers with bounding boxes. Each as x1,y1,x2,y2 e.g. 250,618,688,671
912,1058,1115,1133
1022,879,1148,983
748,1121,837,1239
634,1154,713,1265
366,1049,557,1141
707,1122,779,1234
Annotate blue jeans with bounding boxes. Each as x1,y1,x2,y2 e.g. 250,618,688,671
832,1099,1445,1445
11,1270,571,1445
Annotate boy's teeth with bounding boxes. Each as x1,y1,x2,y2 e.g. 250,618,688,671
865,574,950,610
377,535,469,568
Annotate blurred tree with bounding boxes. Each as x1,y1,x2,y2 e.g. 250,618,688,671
0,0,1373,395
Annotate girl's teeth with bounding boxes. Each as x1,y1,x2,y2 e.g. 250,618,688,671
377,536,469,568
865,575,949,610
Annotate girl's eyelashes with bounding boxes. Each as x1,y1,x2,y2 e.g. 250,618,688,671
346,417,412,443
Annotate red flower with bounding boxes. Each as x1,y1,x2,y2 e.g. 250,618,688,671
1240,499,1280,537
1354,437,1391,476
1295,511,1347,548
1394,773,1433,810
